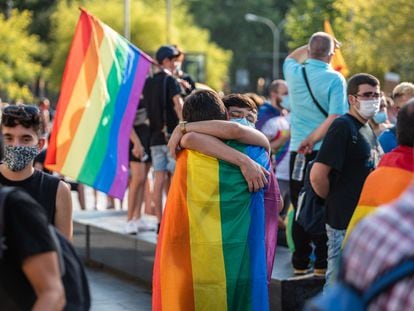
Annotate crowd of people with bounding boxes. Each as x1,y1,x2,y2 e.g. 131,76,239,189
1,30,414,310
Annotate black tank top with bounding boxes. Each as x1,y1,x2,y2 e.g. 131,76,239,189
0,169,60,224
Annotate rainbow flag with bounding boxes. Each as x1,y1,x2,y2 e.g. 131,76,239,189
45,9,151,198
344,146,414,243
153,142,279,311
324,20,349,77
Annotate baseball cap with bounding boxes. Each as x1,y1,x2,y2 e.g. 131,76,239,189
155,45,181,64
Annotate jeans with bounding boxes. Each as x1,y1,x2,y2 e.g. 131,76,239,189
324,224,346,291
150,145,176,173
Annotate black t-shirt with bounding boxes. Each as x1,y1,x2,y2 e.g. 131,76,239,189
315,114,381,230
143,71,181,146
0,169,60,224
0,189,56,310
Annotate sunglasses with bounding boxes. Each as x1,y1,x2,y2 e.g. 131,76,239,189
3,105,40,118
2,105,41,128
354,92,381,99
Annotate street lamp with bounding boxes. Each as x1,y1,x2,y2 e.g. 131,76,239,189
124,0,130,40
245,13,281,80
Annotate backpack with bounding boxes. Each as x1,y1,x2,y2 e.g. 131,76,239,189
295,161,326,235
295,115,360,235
0,187,91,311
304,257,414,311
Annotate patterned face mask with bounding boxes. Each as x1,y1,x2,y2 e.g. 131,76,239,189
3,145,39,172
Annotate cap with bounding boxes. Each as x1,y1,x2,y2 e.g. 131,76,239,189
155,45,181,64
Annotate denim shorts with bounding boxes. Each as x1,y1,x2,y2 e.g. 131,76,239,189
150,145,176,173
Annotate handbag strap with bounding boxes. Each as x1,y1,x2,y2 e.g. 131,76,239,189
301,65,328,117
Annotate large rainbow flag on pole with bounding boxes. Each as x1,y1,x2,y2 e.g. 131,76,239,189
45,9,152,199
153,142,279,311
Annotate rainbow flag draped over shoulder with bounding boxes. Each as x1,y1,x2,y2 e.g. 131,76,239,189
344,146,414,243
153,142,278,311
45,9,151,198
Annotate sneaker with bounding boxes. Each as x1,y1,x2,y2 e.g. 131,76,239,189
135,218,157,232
313,268,326,278
125,220,137,235
293,268,310,276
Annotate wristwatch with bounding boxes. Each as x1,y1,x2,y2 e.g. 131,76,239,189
179,121,188,134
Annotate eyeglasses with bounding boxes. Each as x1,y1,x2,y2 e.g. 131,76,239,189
229,109,257,123
354,92,381,99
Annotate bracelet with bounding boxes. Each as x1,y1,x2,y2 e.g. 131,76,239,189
179,121,188,134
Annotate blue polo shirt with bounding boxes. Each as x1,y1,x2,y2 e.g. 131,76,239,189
283,58,348,151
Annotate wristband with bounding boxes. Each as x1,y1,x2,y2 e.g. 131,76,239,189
179,121,188,134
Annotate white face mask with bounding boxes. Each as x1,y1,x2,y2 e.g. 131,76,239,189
357,99,380,120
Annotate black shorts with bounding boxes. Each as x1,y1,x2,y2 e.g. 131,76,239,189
129,124,151,163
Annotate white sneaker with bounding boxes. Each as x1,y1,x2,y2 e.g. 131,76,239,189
135,218,157,232
125,220,138,235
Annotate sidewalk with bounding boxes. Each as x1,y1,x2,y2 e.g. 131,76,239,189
87,266,151,311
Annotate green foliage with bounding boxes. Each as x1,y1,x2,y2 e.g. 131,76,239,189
49,0,231,91
187,0,291,89
285,0,341,49
285,0,414,83
0,10,45,102
334,0,414,82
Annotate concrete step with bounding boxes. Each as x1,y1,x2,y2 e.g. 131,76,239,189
73,210,324,310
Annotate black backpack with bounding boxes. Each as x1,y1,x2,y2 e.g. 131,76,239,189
0,187,91,311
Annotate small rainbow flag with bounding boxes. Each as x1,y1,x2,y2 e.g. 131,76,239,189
324,20,349,77
45,9,151,198
344,146,414,243
153,142,279,311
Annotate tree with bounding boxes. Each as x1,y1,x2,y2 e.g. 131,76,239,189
188,0,291,92
49,0,231,92
284,0,414,83
0,10,45,102
284,0,341,50
334,0,414,82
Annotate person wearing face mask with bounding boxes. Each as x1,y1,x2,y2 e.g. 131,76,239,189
310,73,383,291
256,80,288,131
369,96,393,136
0,105,73,240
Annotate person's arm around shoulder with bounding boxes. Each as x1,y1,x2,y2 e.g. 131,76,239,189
55,180,73,240
181,132,269,192
168,121,270,157
22,252,66,311
310,162,332,199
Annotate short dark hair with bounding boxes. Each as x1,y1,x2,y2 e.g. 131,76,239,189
1,105,43,136
347,73,380,96
244,92,264,107
396,99,414,147
222,93,257,112
183,90,227,122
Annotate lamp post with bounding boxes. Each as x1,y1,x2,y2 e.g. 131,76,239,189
245,13,281,80
124,0,130,40
166,0,172,43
